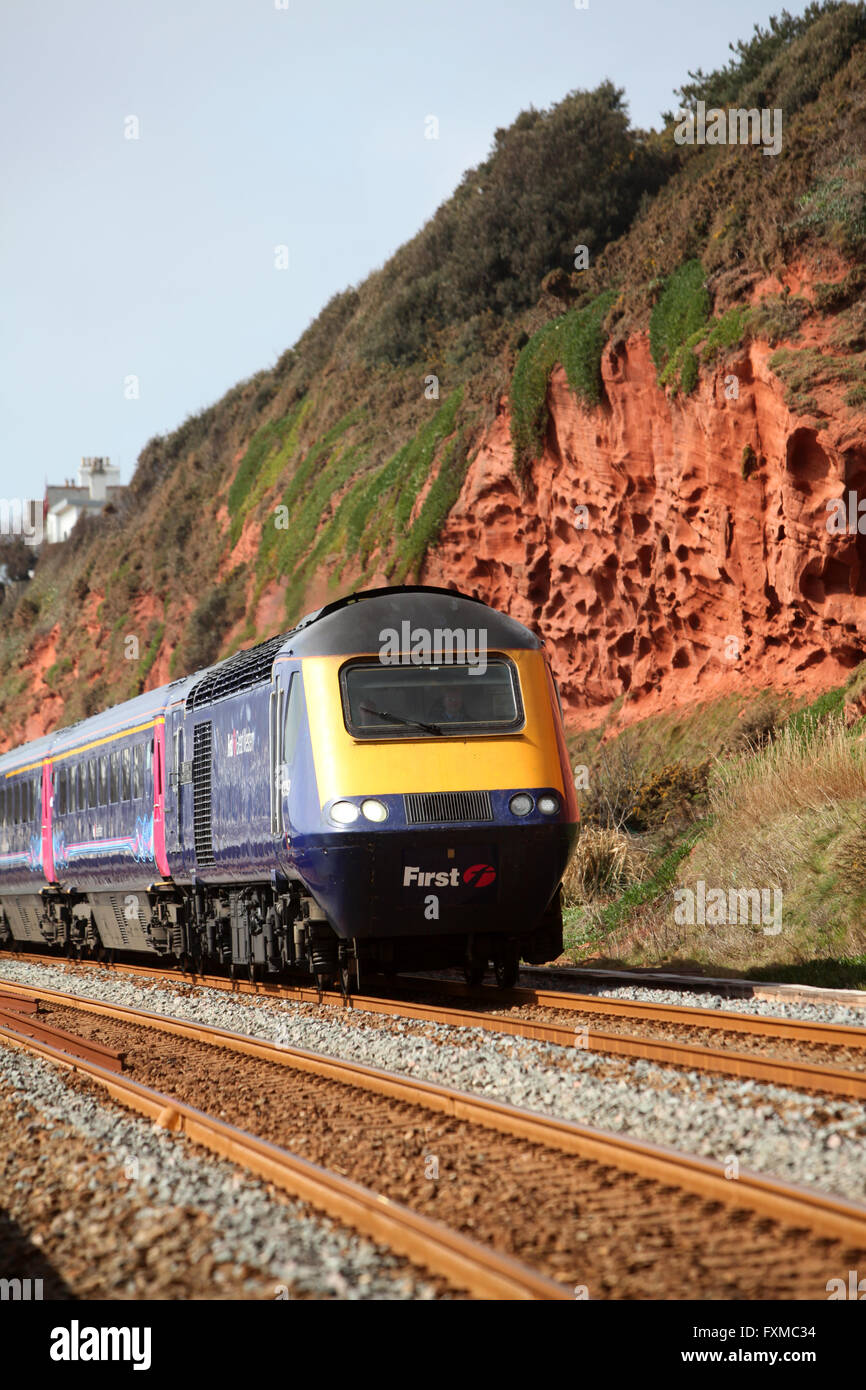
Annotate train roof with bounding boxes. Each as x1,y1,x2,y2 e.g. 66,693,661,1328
0,589,543,763
183,587,540,712
284,586,542,657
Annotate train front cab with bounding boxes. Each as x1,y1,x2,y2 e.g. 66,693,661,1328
294,640,578,978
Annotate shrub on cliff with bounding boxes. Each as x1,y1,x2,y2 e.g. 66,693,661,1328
510,290,617,474
360,83,670,367
669,2,866,115
650,260,712,387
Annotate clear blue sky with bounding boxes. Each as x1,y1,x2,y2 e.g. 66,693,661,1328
0,0,813,503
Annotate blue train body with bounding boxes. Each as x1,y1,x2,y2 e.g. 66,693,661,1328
0,587,578,985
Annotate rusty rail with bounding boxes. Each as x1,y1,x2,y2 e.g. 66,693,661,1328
0,1007,125,1072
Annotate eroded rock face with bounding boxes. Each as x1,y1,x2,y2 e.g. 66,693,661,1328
423,333,866,729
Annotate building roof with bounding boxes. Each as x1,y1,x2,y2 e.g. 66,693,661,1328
46,485,125,511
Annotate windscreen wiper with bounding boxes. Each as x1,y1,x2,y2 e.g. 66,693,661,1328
359,703,443,735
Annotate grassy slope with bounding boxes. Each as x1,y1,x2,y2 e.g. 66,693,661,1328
563,675,866,986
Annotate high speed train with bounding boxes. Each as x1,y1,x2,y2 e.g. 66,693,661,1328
0,586,578,989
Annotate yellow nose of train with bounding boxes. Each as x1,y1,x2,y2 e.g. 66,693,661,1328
281,586,578,979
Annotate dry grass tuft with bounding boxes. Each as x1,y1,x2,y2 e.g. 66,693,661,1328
562,827,645,903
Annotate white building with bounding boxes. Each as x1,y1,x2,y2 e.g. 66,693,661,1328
44,458,125,543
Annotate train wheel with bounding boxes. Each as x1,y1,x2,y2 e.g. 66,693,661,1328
463,963,485,987
494,947,519,990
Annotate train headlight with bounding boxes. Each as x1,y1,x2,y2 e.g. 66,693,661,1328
329,800,360,825
509,793,533,817
361,798,388,822
537,794,560,816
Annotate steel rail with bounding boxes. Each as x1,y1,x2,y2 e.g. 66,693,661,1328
3,981,866,1249
0,1006,125,1071
406,976,866,1048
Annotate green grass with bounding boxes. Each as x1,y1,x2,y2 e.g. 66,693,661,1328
136,622,165,690
391,425,474,582
649,260,711,390
269,391,465,621
700,306,751,362
768,347,866,412
510,289,616,474
563,825,707,953
227,403,308,541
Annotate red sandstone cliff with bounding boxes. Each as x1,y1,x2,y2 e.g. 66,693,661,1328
423,324,866,729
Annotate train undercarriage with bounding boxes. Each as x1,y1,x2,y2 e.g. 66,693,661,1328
0,879,563,992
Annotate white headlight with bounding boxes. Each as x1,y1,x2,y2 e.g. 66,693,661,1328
537,794,560,815
330,800,360,825
509,793,533,817
361,798,388,822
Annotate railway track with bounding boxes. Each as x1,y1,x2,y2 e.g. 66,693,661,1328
2,979,866,1299
2,949,864,1100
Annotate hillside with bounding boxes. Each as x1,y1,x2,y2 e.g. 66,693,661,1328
3,2,865,748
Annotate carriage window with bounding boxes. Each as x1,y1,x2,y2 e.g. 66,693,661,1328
12,782,20,823
97,755,107,805
66,766,75,814
34,776,41,820
340,659,524,740
56,770,64,816
133,744,143,798
87,759,97,809
121,746,131,801
0,785,5,825
109,749,119,803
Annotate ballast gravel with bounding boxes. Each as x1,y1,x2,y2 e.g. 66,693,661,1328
1,959,865,1206
0,1044,440,1300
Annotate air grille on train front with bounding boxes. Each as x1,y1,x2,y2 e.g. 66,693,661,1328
403,791,493,824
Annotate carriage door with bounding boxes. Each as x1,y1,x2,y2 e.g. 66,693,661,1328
270,667,301,852
269,673,287,842
168,708,196,875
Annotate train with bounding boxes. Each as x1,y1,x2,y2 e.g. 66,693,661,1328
0,586,578,990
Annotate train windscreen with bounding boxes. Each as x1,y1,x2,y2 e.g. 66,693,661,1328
341,659,524,738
